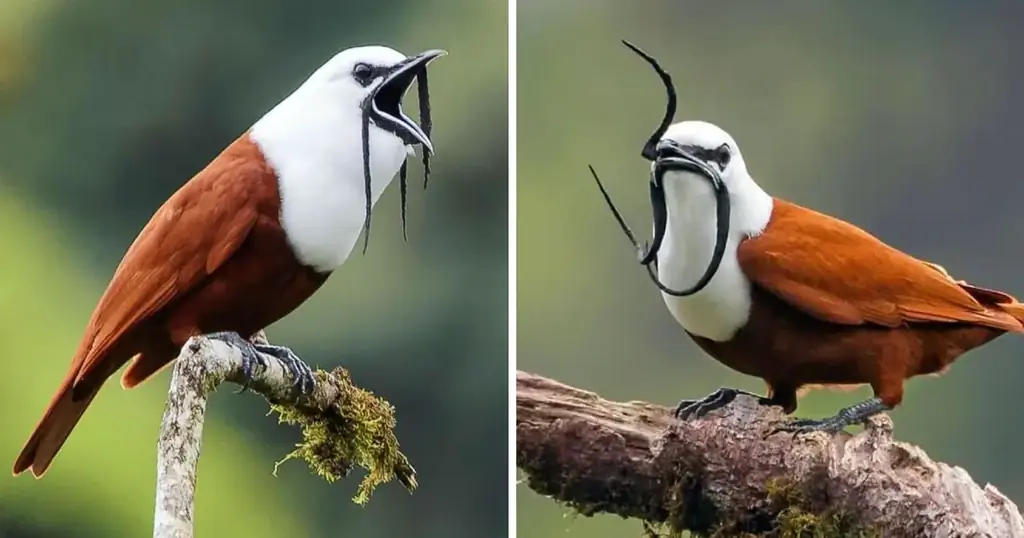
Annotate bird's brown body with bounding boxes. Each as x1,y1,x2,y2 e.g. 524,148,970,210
687,198,1024,414
13,134,328,477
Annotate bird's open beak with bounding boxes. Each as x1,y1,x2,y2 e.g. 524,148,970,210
640,139,727,266
370,49,447,155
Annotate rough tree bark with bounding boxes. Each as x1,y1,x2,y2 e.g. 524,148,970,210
152,332,416,538
516,370,1024,538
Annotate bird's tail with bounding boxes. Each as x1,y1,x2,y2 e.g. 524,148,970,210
12,374,101,478
922,261,1024,330
960,282,1024,328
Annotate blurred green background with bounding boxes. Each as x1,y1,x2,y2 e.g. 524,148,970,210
0,0,506,537
519,1,1024,536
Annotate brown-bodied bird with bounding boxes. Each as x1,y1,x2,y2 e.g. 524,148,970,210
13,45,446,477
591,41,1024,432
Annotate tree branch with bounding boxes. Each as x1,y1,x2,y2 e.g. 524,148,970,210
152,332,416,538
516,370,1024,537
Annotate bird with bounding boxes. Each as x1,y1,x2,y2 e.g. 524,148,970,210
13,44,446,478
590,41,1024,434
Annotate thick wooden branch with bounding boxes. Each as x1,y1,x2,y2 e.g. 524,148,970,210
516,370,1024,537
152,331,416,538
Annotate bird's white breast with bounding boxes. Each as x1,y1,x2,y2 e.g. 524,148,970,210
250,88,407,273
657,174,773,342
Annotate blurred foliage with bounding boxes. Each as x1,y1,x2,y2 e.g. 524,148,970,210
0,0,507,536
518,1,1024,537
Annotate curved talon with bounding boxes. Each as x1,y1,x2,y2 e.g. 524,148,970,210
206,332,315,396
253,343,317,396
675,402,714,421
672,399,699,420
237,351,270,394
671,387,761,421
208,331,269,394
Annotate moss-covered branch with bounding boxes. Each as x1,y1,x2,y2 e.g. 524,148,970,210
152,331,415,538
516,370,1023,537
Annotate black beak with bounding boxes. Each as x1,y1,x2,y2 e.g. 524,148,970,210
369,49,447,154
653,139,720,180
358,48,446,257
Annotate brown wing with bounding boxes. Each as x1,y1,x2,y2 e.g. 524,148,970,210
14,135,274,477
71,136,269,385
737,198,1024,332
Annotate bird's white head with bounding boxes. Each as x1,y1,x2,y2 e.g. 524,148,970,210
250,45,447,272
254,45,446,158
648,119,773,279
656,120,752,194
652,120,771,227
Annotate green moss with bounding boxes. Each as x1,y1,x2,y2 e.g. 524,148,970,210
270,368,417,506
759,479,881,538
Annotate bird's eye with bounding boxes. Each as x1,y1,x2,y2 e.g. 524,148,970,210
352,63,373,85
714,144,731,168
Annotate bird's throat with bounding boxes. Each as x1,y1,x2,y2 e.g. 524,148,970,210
658,175,727,289
656,174,773,341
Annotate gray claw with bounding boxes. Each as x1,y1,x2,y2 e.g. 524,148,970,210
253,344,317,396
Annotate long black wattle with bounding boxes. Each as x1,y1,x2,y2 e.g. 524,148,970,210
418,70,433,190
360,106,373,255
399,160,409,241
357,64,433,253
621,40,676,162
588,165,643,251
612,39,730,296
643,159,731,297
588,162,731,298
639,179,666,265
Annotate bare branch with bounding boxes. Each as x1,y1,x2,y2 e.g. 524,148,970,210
152,332,416,538
516,370,1024,537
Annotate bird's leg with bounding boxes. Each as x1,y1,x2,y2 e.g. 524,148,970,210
674,387,769,420
771,397,892,434
207,332,316,396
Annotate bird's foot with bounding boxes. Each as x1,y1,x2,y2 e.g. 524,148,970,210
254,343,316,395
207,332,316,396
208,332,268,393
673,387,766,421
769,397,891,436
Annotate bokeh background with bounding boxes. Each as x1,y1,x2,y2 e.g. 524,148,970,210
519,1,1024,536
0,0,506,537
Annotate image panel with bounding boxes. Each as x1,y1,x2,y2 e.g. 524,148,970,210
517,1,1024,536
0,1,509,537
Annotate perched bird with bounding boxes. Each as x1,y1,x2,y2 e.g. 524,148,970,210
13,44,446,478
591,41,1024,433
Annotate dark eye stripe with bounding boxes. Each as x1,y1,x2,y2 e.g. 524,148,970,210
680,144,730,166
